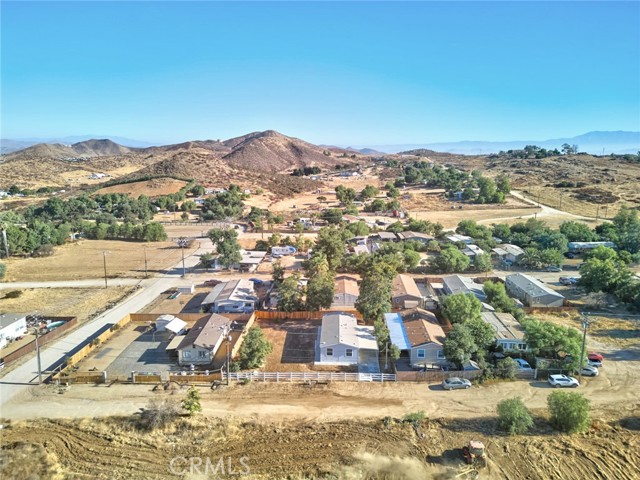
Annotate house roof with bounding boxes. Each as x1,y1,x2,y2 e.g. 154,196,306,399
495,244,525,257
392,274,422,299
398,231,433,242
319,313,378,350
165,317,187,334
202,279,257,306
446,234,472,243
177,313,230,351
0,313,27,329
240,250,267,265
353,244,369,255
442,275,486,301
375,231,398,241
506,273,564,300
492,247,508,256
481,312,525,341
335,276,360,297
462,244,485,256
400,308,446,347
384,313,411,350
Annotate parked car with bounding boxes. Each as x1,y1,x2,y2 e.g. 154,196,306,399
442,377,472,390
588,352,604,362
514,359,533,370
249,278,265,286
546,265,562,272
565,252,576,259
203,279,221,287
548,374,580,388
580,366,599,377
587,359,603,368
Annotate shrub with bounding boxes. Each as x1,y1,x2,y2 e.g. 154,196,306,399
4,290,22,299
139,398,179,431
238,327,273,369
496,357,518,380
497,397,533,435
181,386,202,415
547,391,591,433
403,411,427,425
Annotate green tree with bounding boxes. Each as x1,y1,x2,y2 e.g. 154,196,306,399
335,185,357,204
365,198,387,212
346,221,370,237
483,281,516,313
443,323,476,367
473,253,492,272
271,259,285,286
208,228,242,268
315,226,351,270
496,357,518,380
465,318,495,350
431,245,471,273
181,387,202,415
181,211,190,221
521,318,583,370
611,207,640,253
559,221,597,242
538,248,563,267
360,184,379,200
442,293,482,324
325,208,343,225
495,174,511,195
355,266,392,322
547,391,590,433
238,327,274,369
497,397,533,434
277,274,305,312
304,255,335,311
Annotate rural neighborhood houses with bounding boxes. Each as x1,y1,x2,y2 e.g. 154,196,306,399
201,279,258,313
385,309,447,369
492,244,525,264
505,273,565,307
391,274,423,309
0,313,28,349
480,311,528,351
316,313,379,368
176,313,231,366
441,275,487,302
331,276,360,309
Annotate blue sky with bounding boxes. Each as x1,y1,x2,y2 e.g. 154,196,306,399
2,1,639,145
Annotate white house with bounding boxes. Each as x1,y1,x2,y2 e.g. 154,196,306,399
505,273,565,308
0,313,28,349
492,244,525,264
201,279,258,313
480,312,528,351
442,275,487,302
446,234,473,245
462,244,486,260
316,313,378,366
176,313,231,366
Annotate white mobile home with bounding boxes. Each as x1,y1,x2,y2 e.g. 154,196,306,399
316,313,378,366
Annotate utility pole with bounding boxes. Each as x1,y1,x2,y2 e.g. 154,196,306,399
102,251,110,288
177,237,188,277
385,343,389,370
595,205,600,222
33,313,43,384
578,313,591,382
143,246,148,279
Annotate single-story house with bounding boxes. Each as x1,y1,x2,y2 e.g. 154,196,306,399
316,313,378,365
492,244,525,264
568,241,616,253
462,244,486,260
392,274,423,309
0,313,28,349
213,250,267,272
397,231,433,244
373,231,398,242
445,234,473,245
442,275,487,302
505,273,565,308
481,312,528,351
352,244,370,255
332,276,360,309
201,279,258,313
176,313,231,366
385,309,447,368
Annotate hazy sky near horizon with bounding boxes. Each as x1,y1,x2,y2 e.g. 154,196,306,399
2,1,639,145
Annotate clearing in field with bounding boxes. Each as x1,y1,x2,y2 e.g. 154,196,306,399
94,177,189,198
1,239,201,282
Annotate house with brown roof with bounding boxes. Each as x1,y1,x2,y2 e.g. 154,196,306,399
391,274,423,309
176,313,231,366
331,275,360,309
385,309,447,368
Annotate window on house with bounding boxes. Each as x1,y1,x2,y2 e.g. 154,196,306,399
346,349,353,357
183,351,191,359
436,350,445,359
519,343,527,350
326,348,333,356
198,350,207,358
417,349,426,358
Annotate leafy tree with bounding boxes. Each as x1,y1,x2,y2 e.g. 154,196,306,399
483,281,516,313
190,184,205,196
431,245,471,273
521,318,583,371
465,318,495,350
611,207,640,254
496,357,518,380
271,260,285,286
335,185,357,204
304,255,335,311
208,228,242,268
356,265,393,322
495,174,511,195
547,391,590,433
559,221,597,242
346,221,370,237
238,327,274,369
181,387,202,415
579,250,630,294
497,397,533,434
365,198,387,212
277,274,305,312
492,223,511,242
386,221,405,234
534,232,568,254
360,184,379,200
443,324,476,367
315,226,351,270
403,250,421,270
442,293,482,324
473,253,492,272
325,208,343,225
199,252,213,268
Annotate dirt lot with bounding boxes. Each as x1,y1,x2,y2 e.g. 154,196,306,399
1,239,201,282
259,319,320,371
94,178,189,198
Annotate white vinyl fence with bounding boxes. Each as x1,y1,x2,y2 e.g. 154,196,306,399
224,371,396,383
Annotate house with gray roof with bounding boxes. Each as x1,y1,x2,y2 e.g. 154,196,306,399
176,313,231,366
505,273,565,307
316,313,378,366
201,279,258,313
442,275,487,302
481,312,528,351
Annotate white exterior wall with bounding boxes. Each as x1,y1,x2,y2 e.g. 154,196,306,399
319,344,359,364
0,317,27,349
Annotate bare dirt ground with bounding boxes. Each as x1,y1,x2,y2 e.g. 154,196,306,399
94,178,188,198
260,319,320,371
1,239,201,282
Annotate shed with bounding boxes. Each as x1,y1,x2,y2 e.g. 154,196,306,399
177,285,195,295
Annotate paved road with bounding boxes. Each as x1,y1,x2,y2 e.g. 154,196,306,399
0,278,143,289
0,248,205,408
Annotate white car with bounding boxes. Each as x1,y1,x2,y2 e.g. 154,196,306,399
580,366,599,377
442,377,472,390
514,359,532,370
548,374,580,388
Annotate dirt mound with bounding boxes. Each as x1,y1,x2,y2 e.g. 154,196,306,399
1,416,638,479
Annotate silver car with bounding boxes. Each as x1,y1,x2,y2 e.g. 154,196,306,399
442,377,472,390
548,374,580,388
580,366,599,377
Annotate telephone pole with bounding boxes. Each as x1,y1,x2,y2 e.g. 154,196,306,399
143,246,148,278
102,251,110,288
578,313,592,382
177,237,188,277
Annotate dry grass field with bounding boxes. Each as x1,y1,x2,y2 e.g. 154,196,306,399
1,239,201,282
94,178,189,198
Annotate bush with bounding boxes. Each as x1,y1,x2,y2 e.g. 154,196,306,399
496,357,518,380
181,386,202,415
238,327,274,369
403,411,427,426
139,398,179,431
3,290,22,299
497,397,533,435
547,391,590,433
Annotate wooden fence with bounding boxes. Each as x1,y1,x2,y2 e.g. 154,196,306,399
169,373,222,384
255,310,363,321
224,371,396,383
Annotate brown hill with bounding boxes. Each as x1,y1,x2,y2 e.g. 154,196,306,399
71,139,132,156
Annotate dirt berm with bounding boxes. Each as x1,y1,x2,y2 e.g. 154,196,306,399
1,415,639,479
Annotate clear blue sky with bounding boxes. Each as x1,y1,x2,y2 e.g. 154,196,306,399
2,1,639,145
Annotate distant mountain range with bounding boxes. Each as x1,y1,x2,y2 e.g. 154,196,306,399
0,135,155,154
356,131,640,155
